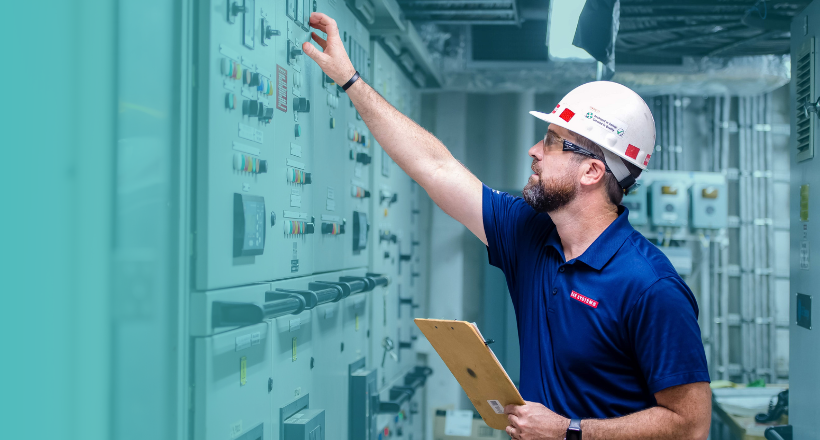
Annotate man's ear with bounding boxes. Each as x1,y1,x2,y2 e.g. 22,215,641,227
579,159,607,187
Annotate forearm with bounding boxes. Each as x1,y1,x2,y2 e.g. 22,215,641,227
345,77,486,242
345,76,457,189
582,406,707,440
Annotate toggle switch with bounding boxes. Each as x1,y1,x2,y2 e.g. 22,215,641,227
243,99,262,117
293,97,311,113
260,107,273,123
351,151,371,165
379,230,397,244
295,124,301,137
288,40,303,64
380,191,398,205
330,117,335,129
227,1,245,23
261,17,279,45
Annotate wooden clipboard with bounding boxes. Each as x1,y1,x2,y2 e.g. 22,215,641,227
415,318,524,430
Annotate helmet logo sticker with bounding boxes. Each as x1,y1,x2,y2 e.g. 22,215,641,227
584,108,628,138
559,108,575,122
625,144,640,160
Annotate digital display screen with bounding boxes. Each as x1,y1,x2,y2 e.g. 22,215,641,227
243,200,264,251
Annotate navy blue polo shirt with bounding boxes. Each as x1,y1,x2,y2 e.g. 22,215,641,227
482,184,709,419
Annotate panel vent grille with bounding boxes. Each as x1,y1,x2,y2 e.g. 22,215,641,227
796,37,815,162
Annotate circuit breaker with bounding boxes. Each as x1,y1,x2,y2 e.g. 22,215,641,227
649,180,689,227
690,182,728,229
622,186,648,226
192,322,270,440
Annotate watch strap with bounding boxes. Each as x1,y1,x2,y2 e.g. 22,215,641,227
566,418,582,440
342,71,360,91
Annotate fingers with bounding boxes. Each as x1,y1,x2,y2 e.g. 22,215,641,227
311,32,327,50
302,41,328,64
308,12,338,37
505,426,519,439
507,414,520,428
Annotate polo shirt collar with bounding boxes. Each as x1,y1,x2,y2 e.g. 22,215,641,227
544,205,634,270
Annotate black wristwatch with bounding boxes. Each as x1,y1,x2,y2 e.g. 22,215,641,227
566,418,582,440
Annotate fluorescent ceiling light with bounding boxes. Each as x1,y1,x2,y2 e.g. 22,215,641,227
547,0,594,61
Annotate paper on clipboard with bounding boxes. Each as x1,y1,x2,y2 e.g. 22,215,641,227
414,318,525,430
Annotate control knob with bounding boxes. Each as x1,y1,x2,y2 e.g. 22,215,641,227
293,97,311,113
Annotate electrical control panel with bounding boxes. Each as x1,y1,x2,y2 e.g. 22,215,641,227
194,0,283,290
190,0,428,438
622,186,648,226
690,182,728,229
312,0,372,273
649,180,690,228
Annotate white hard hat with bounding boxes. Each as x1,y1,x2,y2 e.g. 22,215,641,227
530,81,655,190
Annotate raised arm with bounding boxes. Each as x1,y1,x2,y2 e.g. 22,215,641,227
302,13,487,245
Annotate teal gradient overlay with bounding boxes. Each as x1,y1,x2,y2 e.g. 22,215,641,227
1,0,184,438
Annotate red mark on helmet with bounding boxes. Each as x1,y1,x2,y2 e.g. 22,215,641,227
559,108,575,122
643,154,651,166
551,104,561,114
570,291,599,308
625,144,640,160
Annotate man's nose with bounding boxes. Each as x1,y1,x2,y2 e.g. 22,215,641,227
528,142,542,160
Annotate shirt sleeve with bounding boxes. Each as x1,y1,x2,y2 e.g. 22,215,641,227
626,276,711,394
482,184,537,292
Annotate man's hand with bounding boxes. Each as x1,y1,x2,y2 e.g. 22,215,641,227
505,401,569,440
302,13,357,85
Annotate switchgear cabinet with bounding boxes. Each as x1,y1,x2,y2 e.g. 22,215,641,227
790,3,820,439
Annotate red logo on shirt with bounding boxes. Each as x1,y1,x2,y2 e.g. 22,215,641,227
570,291,599,308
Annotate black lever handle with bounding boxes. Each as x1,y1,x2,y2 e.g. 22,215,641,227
365,273,390,287
310,281,352,300
340,276,376,292
275,288,320,309
391,386,415,400
212,301,264,328
263,291,307,318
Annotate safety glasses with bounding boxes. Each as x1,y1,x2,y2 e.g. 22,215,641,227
542,132,612,174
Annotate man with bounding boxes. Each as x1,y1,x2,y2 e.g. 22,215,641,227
302,12,712,440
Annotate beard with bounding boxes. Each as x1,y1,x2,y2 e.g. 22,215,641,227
522,165,578,213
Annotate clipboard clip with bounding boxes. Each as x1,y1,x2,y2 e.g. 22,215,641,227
484,339,495,346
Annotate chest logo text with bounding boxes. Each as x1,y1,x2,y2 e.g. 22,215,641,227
570,291,599,309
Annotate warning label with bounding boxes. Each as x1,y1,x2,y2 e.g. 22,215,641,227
586,108,628,137
276,65,288,113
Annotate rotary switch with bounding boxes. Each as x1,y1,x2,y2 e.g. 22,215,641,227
293,97,311,113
